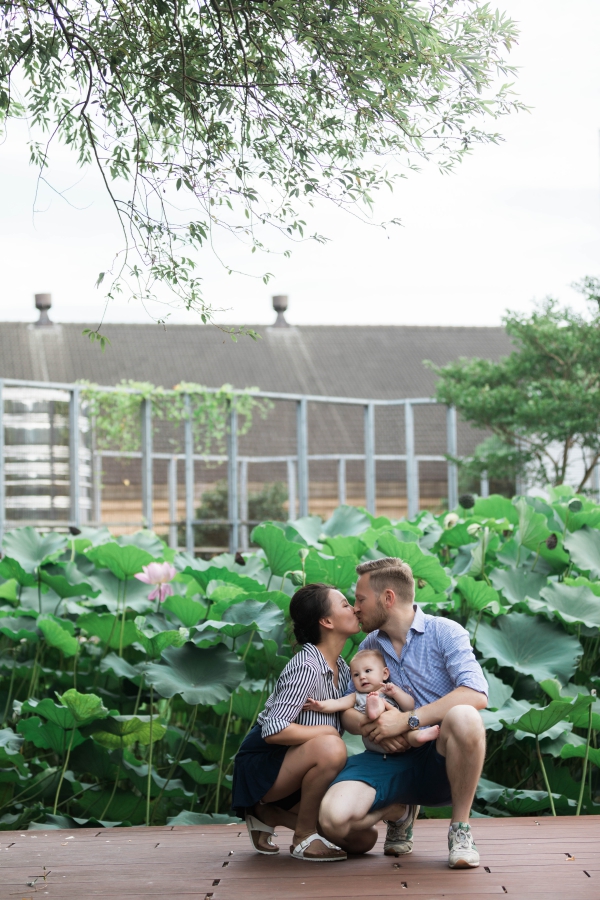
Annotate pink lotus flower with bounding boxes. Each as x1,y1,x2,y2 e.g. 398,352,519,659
135,562,177,603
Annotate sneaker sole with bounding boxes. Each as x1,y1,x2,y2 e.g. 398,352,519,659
384,846,413,857
449,858,480,869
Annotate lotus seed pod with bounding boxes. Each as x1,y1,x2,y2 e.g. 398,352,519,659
290,571,304,586
459,493,475,509
545,533,558,550
298,547,309,560
467,522,482,537
444,512,459,529
568,498,583,513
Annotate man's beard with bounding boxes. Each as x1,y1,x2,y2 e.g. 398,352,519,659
360,596,388,633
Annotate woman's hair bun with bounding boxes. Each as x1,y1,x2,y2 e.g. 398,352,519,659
289,583,333,645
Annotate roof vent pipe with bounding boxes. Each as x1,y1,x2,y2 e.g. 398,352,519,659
35,293,53,327
272,294,289,328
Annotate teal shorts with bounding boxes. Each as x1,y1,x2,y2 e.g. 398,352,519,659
331,743,451,811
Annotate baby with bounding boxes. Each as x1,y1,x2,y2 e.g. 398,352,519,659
303,649,439,752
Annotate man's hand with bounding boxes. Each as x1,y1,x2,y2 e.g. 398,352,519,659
378,735,411,753
361,707,410,743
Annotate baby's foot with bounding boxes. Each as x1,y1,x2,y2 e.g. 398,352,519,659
410,724,440,745
366,691,384,721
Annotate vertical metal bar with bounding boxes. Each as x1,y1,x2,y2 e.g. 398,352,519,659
593,461,600,504
141,397,153,530
168,455,178,550
364,403,376,515
184,394,194,555
446,405,458,510
227,402,239,553
287,459,297,522
405,402,418,518
69,387,81,527
337,458,346,507
92,452,102,526
480,470,490,498
0,380,4,546
239,458,249,551
297,398,309,518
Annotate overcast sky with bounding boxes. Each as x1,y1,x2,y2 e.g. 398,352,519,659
1,0,599,329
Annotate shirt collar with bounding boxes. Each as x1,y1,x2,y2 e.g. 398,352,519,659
376,605,425,645
304,642,336,674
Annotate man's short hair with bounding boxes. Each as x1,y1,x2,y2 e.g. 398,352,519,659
355,557,415,604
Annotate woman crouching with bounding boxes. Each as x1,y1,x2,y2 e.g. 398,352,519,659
231,583,360,861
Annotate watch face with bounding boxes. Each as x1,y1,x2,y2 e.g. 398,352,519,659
408,715,419,730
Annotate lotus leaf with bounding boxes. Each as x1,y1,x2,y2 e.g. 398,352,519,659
515,498,551,551
117,531,167,558
484,671,513,711
0,557,37,586
490,568,547,605
251,524,305,577
304,551,358,591
143,641,245,705
222,599,284,636
560,743,600,768
476,777,573,814
480,696,534,732
17,716,86,753
39,570,100,600
322,536,368,559
564,527,600,579
37,615,80,657
2,527,67,572
287,516,324,547
474,613,582,684
0,728,27,774
78,612,139,650
86,543,155,580
456,576,500,611
539,581,600,629
167,811,241,825
162,595,205,628
57,690,109,725
183,565,265,595
90,715,166,748
501,699,574,737
179,760,230,785
473,495,519,524
436,522,478,549
377,533,451,592
0,616,39,642
320,505,372,537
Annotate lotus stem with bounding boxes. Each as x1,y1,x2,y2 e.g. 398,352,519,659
151,704,198,823
146,685,154,826
471,610,483,646
536,736,556,816
100,743,123,821
118,580,129,657
576,703,594,816
215,695,234,814
53,726,77,815
133,675,145,717
531,542,542,573
2,659,16,725
241,630,255,661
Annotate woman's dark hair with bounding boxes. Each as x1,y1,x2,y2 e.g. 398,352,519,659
289,583,333,645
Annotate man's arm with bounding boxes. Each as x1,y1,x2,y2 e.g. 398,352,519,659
363,686,487,746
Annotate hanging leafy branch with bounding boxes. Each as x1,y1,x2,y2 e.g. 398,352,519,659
79,380,272,454
0,0,523,323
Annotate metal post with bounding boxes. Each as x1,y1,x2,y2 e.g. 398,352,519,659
480,470,490,498
0,380,4,546
337,458,346,506
69,387,81,528
168,455,178,549
287,459,297,522
227,403,239,553
184,394,194,555
446,405,458,510
593,461,600,504
92,452,102,526
297,398,309,518
239,459,249,551
141,397,153,530
364,403,376,515
405,402,418,518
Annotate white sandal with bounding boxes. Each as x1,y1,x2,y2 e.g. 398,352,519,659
245,813,279,855
290,833,347,862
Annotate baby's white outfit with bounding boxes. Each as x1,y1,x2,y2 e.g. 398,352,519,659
354,691,398,754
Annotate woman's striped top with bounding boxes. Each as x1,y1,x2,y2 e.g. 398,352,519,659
257,643,350,739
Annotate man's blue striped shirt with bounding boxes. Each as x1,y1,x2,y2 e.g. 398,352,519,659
346,605,488,709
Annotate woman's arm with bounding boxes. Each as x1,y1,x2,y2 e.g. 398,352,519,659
264,723,341,746
302,693,356,714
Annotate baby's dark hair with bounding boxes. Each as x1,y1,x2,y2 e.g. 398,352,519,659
289,583,333,645
350,649,386,670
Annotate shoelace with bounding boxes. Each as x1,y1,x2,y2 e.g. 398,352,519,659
451,828,472,849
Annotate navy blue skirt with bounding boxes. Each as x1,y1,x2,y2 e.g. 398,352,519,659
231,724,301,817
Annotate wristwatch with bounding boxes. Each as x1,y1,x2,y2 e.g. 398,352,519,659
407,715,420,730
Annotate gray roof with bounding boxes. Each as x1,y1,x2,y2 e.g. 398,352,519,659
0,321,512,474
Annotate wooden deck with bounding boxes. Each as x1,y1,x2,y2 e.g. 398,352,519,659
1,817,599,900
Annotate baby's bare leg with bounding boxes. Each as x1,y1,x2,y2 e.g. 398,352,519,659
366,692,387,721
405,724,440,747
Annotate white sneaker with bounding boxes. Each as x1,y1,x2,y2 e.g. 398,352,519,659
448,822,480,868
383,806,419,856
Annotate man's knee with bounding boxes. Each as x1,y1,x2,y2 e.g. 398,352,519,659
442,705,485,749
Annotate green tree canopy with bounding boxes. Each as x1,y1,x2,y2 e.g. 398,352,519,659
430,279,600,491
0,0,520,327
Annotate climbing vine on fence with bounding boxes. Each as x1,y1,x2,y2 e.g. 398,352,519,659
79,381,273,455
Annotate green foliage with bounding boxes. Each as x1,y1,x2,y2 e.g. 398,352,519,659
193,481,287,549
1,488,600,828
430,286,600,492
0,0,521,317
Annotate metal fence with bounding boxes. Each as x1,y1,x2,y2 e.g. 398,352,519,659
0,377,479,553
